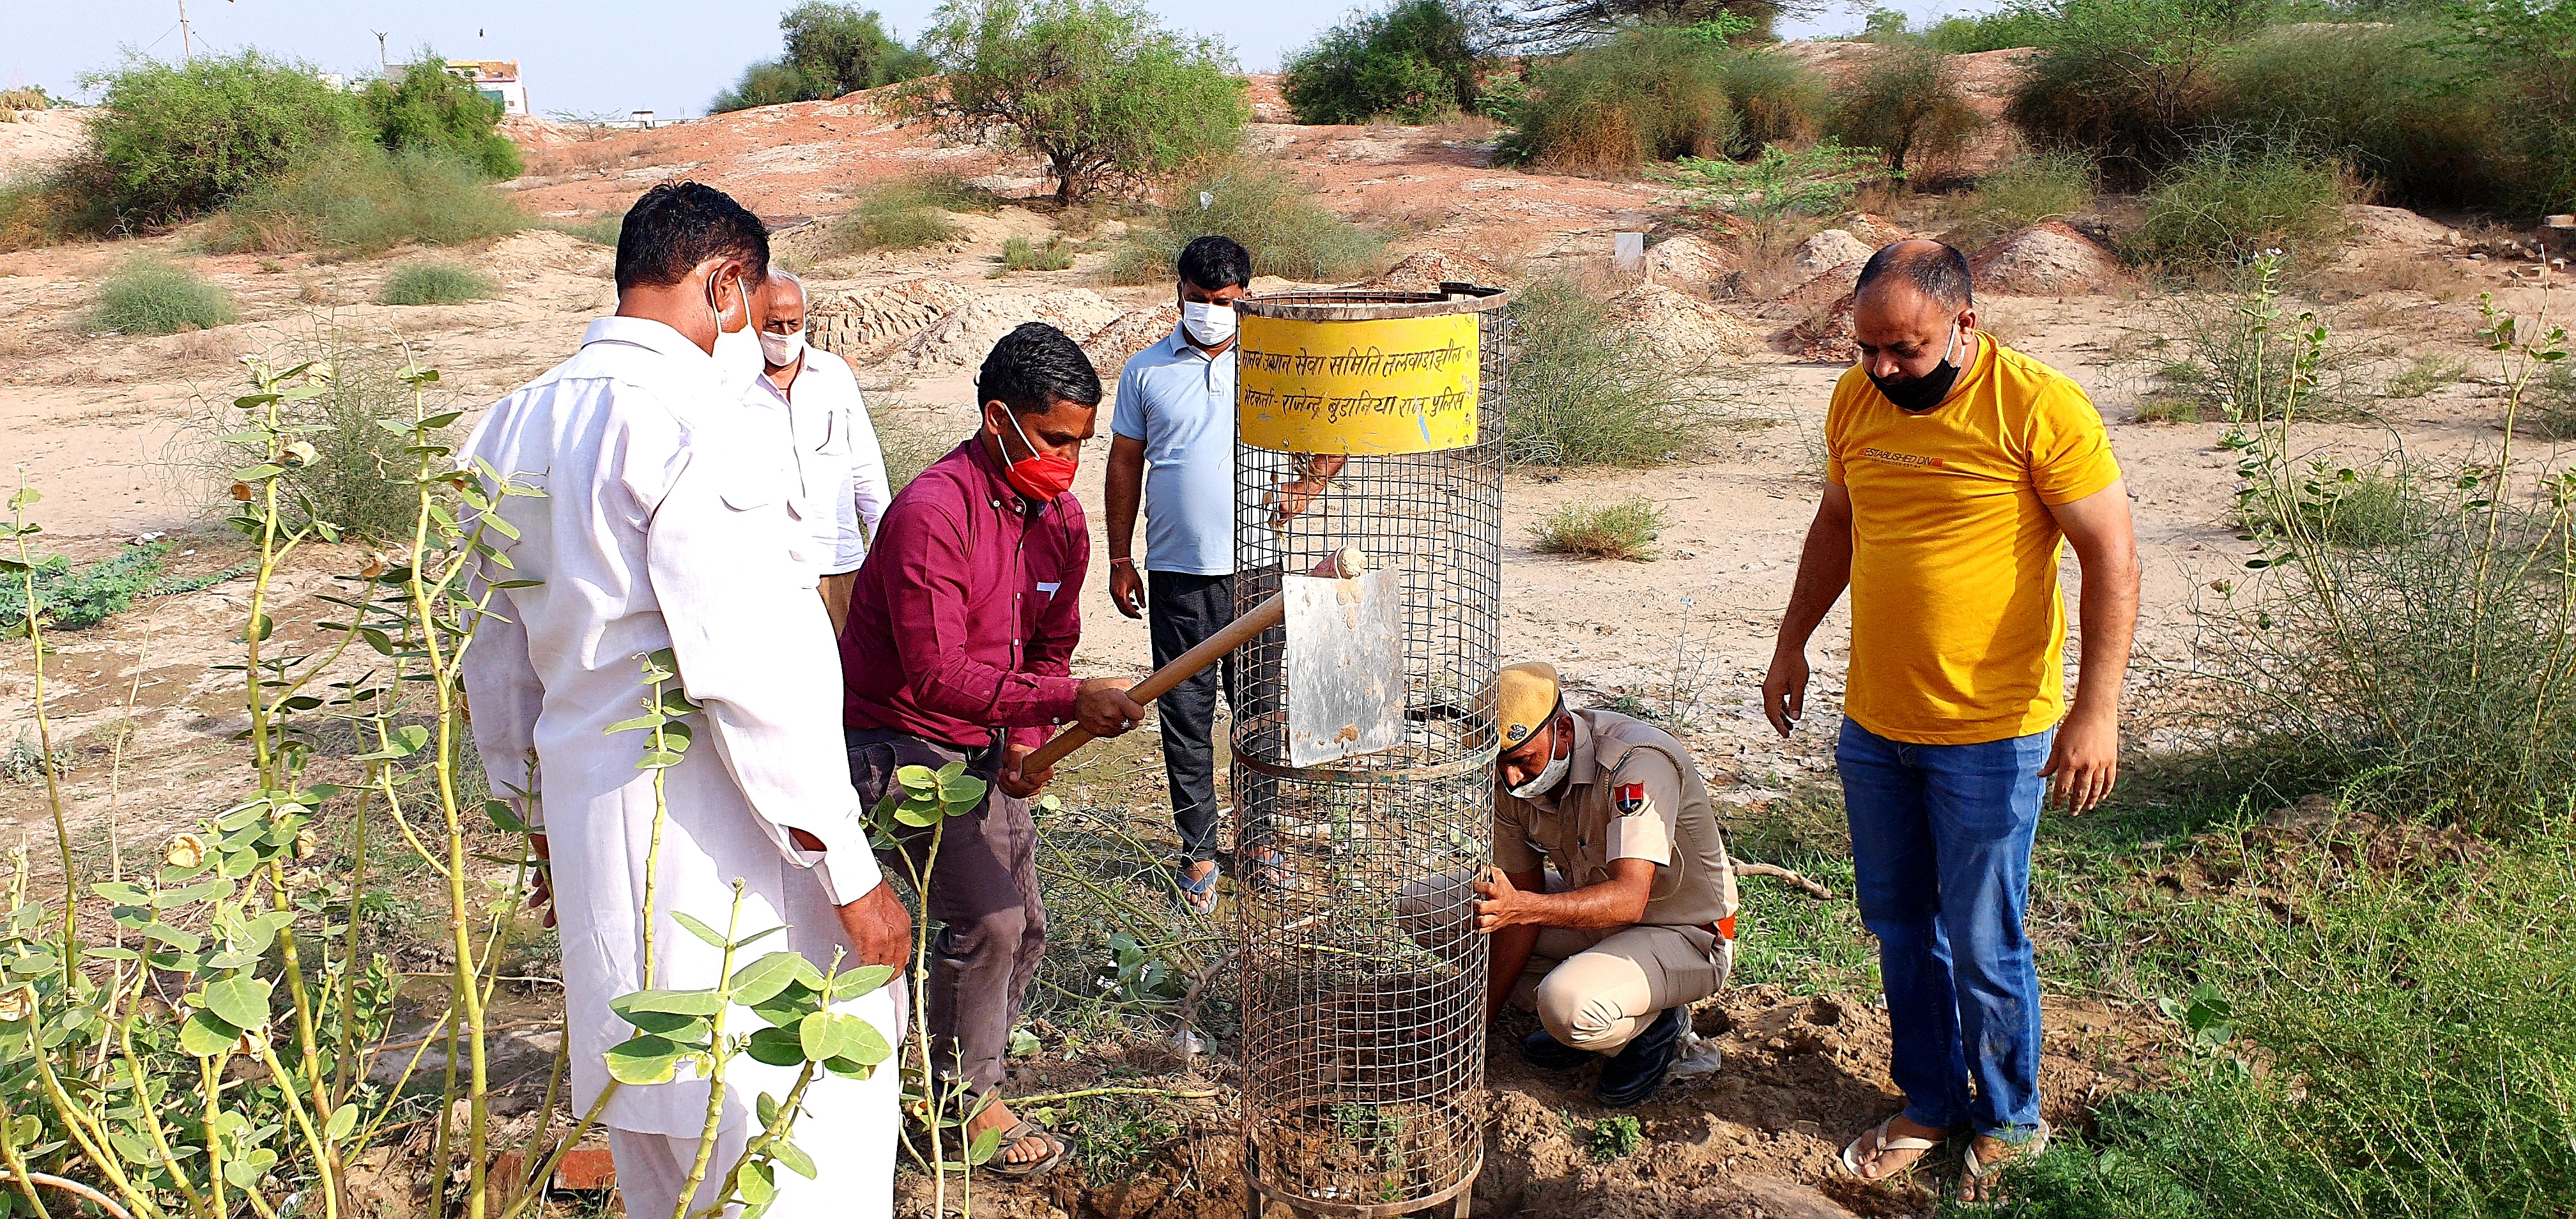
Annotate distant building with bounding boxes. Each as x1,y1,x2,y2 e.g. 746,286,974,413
447,60,529,116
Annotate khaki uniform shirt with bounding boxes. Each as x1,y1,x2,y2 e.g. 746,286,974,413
1494,709,1738,931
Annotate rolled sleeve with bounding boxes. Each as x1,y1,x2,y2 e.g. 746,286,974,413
1603,751,1684,868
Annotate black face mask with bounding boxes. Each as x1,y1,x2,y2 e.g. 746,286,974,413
1867,323,1965,413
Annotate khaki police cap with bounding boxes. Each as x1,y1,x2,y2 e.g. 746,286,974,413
1496,661,1563,751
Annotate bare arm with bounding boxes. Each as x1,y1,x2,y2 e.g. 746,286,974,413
1763,481,1855,736
1482,868,1546,1022
1104,433,1146,619
1475,859,1655,933
819,571,856,637
2039,479,2140,811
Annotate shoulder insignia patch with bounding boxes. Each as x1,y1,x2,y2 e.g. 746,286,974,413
1613,783,1646,815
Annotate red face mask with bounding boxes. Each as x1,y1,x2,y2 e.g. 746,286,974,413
998,408,1077,501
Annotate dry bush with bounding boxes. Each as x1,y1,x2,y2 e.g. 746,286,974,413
1351,181,1457,234
521,141,624,178
2320,250,2472,305
1421,112,1501,144
1531,496,1668,561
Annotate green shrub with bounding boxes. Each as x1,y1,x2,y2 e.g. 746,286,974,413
1825,43,1983,181
1922,4,2061,53
905,0,1248,202
1587,1114,1644,1161
1500,26,1738,173
1108,161,1386,283
2007,0,2258,176
714,3,938,112
1282,0,1478,124
821,174,993,255
203,146,526,257
2214,20,2525,213
1660,141,1888,224
75,50,364,224
0,176,80,252
1969,150,2097,230
1531,496,1669,561
378,261,500,305
0,541,247,632
2438,0,2576,215
2129,141,2352,268
994,234,1075,276
1504,277,1707,467
1707,49,1826,155
2529,362,2576,440
361,52,522,180
92,257,236,334
178,328,465,539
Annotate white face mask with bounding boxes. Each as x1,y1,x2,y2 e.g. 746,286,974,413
708,267,764,399
1180,299,1237,348
760,328,807,368
1506,726,1573,799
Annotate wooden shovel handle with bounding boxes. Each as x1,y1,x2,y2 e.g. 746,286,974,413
1019,547,1365,776
1019,594,1287,774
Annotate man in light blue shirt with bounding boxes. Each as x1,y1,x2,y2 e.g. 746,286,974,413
1105,235,1251,914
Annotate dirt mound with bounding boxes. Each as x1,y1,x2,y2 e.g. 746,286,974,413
1775,293,1859,362
1637,234,1738,288
0,107,88,178
1084,303,1181,371
882,289,1125,372
1361,249,1508,291
807,278,974,361
1970,222,2128,296
482,229,612,279
1833,213,1915,249
1605,282,1765,365
2343,204,2457,248
497,114,579,147
1793,229,1876,277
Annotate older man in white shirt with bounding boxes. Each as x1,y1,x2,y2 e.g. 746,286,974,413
753,271,893,633
459,182,910,1219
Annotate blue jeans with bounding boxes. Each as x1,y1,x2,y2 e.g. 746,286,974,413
1837,717,2050,1140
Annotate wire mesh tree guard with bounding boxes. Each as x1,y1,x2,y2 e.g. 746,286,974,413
1231,284,1508,1218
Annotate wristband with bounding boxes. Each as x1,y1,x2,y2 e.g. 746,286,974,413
1110,556,1135,567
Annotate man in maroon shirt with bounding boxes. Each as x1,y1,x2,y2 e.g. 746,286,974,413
841,321,1146,1176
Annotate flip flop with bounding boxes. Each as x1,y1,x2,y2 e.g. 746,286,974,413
1959,1120,2052,1202
1174,862,1219,916
1837,1116,1947,1181
981,1118,1069,1178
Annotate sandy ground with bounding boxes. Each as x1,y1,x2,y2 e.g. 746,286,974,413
3,63,2572,1218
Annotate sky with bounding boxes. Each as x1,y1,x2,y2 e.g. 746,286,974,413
6,1,2004,122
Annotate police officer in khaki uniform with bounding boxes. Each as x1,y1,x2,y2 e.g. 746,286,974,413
1467,660,1740,1107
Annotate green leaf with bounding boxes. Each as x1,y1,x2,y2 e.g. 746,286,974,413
727,951,806,1008
324,1103,358,1143
837,1018,893,1068
602,1034,685,1085
203,976,272,1031
604,713,667,735
797,1011,851,1062
610,989,726,1020
743,1027,805,1067
92,882,153,906
892,798,942,829
755,1093,781,1128
829,965,895,998
143,922,204,953
737,1160,775,1206
178,1010,239,1057
231,464,286,483
772,1138,817,1180
670,912,729,948
967,1125,1002,1166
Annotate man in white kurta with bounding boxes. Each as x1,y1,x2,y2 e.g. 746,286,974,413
753,272,893,631
459,183,905,1219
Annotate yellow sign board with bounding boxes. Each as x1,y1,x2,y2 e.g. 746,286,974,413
1238,313,1479,454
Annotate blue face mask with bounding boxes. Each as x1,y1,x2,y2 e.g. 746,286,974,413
1867,320,1964,413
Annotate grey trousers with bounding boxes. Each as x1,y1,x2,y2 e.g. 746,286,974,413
846,726,1044,1100
1150,570,1236,863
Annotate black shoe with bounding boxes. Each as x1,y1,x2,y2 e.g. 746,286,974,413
1595,1006,1687,1108
1519,1027,1593,1072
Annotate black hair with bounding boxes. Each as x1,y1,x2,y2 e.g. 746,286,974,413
1176,234,1253,292
977,322,1103,415
613,181,770,293
1854,240,1974,311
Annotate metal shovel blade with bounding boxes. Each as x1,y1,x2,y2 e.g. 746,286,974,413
1283,567,1404,767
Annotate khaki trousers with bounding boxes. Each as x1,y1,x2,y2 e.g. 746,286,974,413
1399,870,1727,1054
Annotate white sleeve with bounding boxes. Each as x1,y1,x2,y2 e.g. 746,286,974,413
840,388,893,570
646,446,882,904
459,556,546,830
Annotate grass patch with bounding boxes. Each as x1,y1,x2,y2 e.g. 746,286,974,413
2143,283,2370,421
1956,150,2097,247
0,176,83,252
1108,161,1385,284
0,542,247,631
2240,464,2423,549
203,146,526,258
2527,363,2576,440
1504,277,1717,467
871,402,954,494
1586,1114,1643,1162
993,234,1075,277
2380,353,2467,399
378,261,499,305
540,211,623,246
92,257,236,335
2131,397,2204,425
820,174,994,256
2128,141,2355,270
1529,496,1667,561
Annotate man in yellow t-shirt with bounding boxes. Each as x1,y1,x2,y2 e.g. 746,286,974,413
1761,240,2139,1202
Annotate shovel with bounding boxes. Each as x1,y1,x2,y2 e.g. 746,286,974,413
1020,546,1404,774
